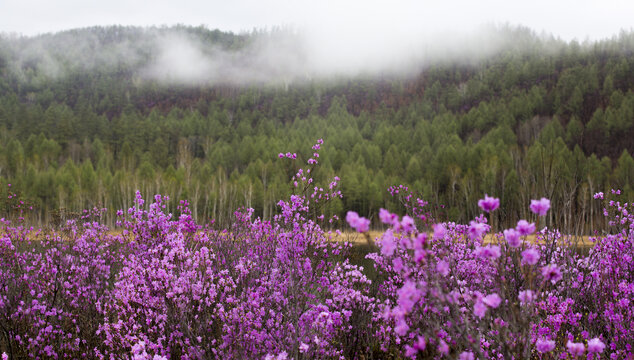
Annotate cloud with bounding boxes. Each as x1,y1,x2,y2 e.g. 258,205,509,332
141,29,311,85
0,24,580,87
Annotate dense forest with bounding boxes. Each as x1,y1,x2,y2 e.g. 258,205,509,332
0,25,632,232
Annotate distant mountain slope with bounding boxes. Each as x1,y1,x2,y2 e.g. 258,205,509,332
0,25,632,229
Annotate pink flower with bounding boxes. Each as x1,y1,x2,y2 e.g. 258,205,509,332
414,336,426,351
414,232,427,250
536,338,555,352
437,339,449,355
395,318,409,336
474,300,487,318
459,351,475,360
346,211,359,226
468,220,489,240
566,340,585,357
432,223,446,240
404,345,417,358
380,230,397,256
541,264,563,283
475,245,501,260
503,228,522,247
392,257,404,272
518,290,535,304
530,197,551,216
397,281,421,312
521,248,540,265
355,217,370,232
346,211,370,233
400,215,415,232
379,208,397,225
587,338,605,353
478,194,500,212
516,220,535,236
436,260,450,276
483,293,502,308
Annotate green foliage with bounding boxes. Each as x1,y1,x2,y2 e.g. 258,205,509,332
0,26,632,230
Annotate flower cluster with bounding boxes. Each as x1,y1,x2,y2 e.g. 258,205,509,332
365,192,626,358
0,141,632,359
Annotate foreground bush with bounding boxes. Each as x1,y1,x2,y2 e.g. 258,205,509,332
0,140,633,359
363,188,632,359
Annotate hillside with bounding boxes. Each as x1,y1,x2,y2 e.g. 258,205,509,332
0,25,633,231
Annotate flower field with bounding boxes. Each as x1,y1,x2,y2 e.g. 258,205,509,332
1,140,633,359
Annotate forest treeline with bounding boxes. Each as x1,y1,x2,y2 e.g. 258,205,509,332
0,25,633,233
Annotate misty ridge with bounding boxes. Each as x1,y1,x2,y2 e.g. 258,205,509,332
0,24,627,87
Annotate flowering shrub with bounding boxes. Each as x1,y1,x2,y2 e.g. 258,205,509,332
360,190,632,358
1,139,633,359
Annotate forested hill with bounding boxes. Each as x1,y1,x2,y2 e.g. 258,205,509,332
0,25,633,232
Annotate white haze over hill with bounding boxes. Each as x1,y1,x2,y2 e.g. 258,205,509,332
2,24,570,86
0,0,632,85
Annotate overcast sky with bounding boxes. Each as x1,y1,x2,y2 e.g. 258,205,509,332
0,0,632,41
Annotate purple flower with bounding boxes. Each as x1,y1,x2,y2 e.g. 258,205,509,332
483,293,502,308
394,318,409,336
346,211,370,233
404,345,417,358
503,228,522,248
400,215,415,232
432,223,446,240
355,217,370,232
414,336,426,351
404,336,425,358
414,232,427,250
541,264,563,283
518,290,535,304
516,220,535,236
459,351,475,360
380,230,397,256
393,257,404,272
346,211,359,226
536,338,556,353
475,245,501,260
587,338,605,353
468,220,489,240
436,260,450,276
379,208,397,225
530,197,551,216
474,300,487,318
478,194,500,212
437,339,449,355
397,281,421,312
521,247,540,265
566,340,585,357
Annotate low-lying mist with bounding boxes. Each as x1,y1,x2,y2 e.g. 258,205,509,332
0,24,567,87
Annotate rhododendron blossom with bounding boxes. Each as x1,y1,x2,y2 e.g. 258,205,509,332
521,247,540,265
566,341,585,357
346,210,370,232
541,264,563,283
503,228,521,247
1,140,632,359
587,338,605,353
530,197,551,216
516,219,535,235
536,338,556,352
478,194,500,212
